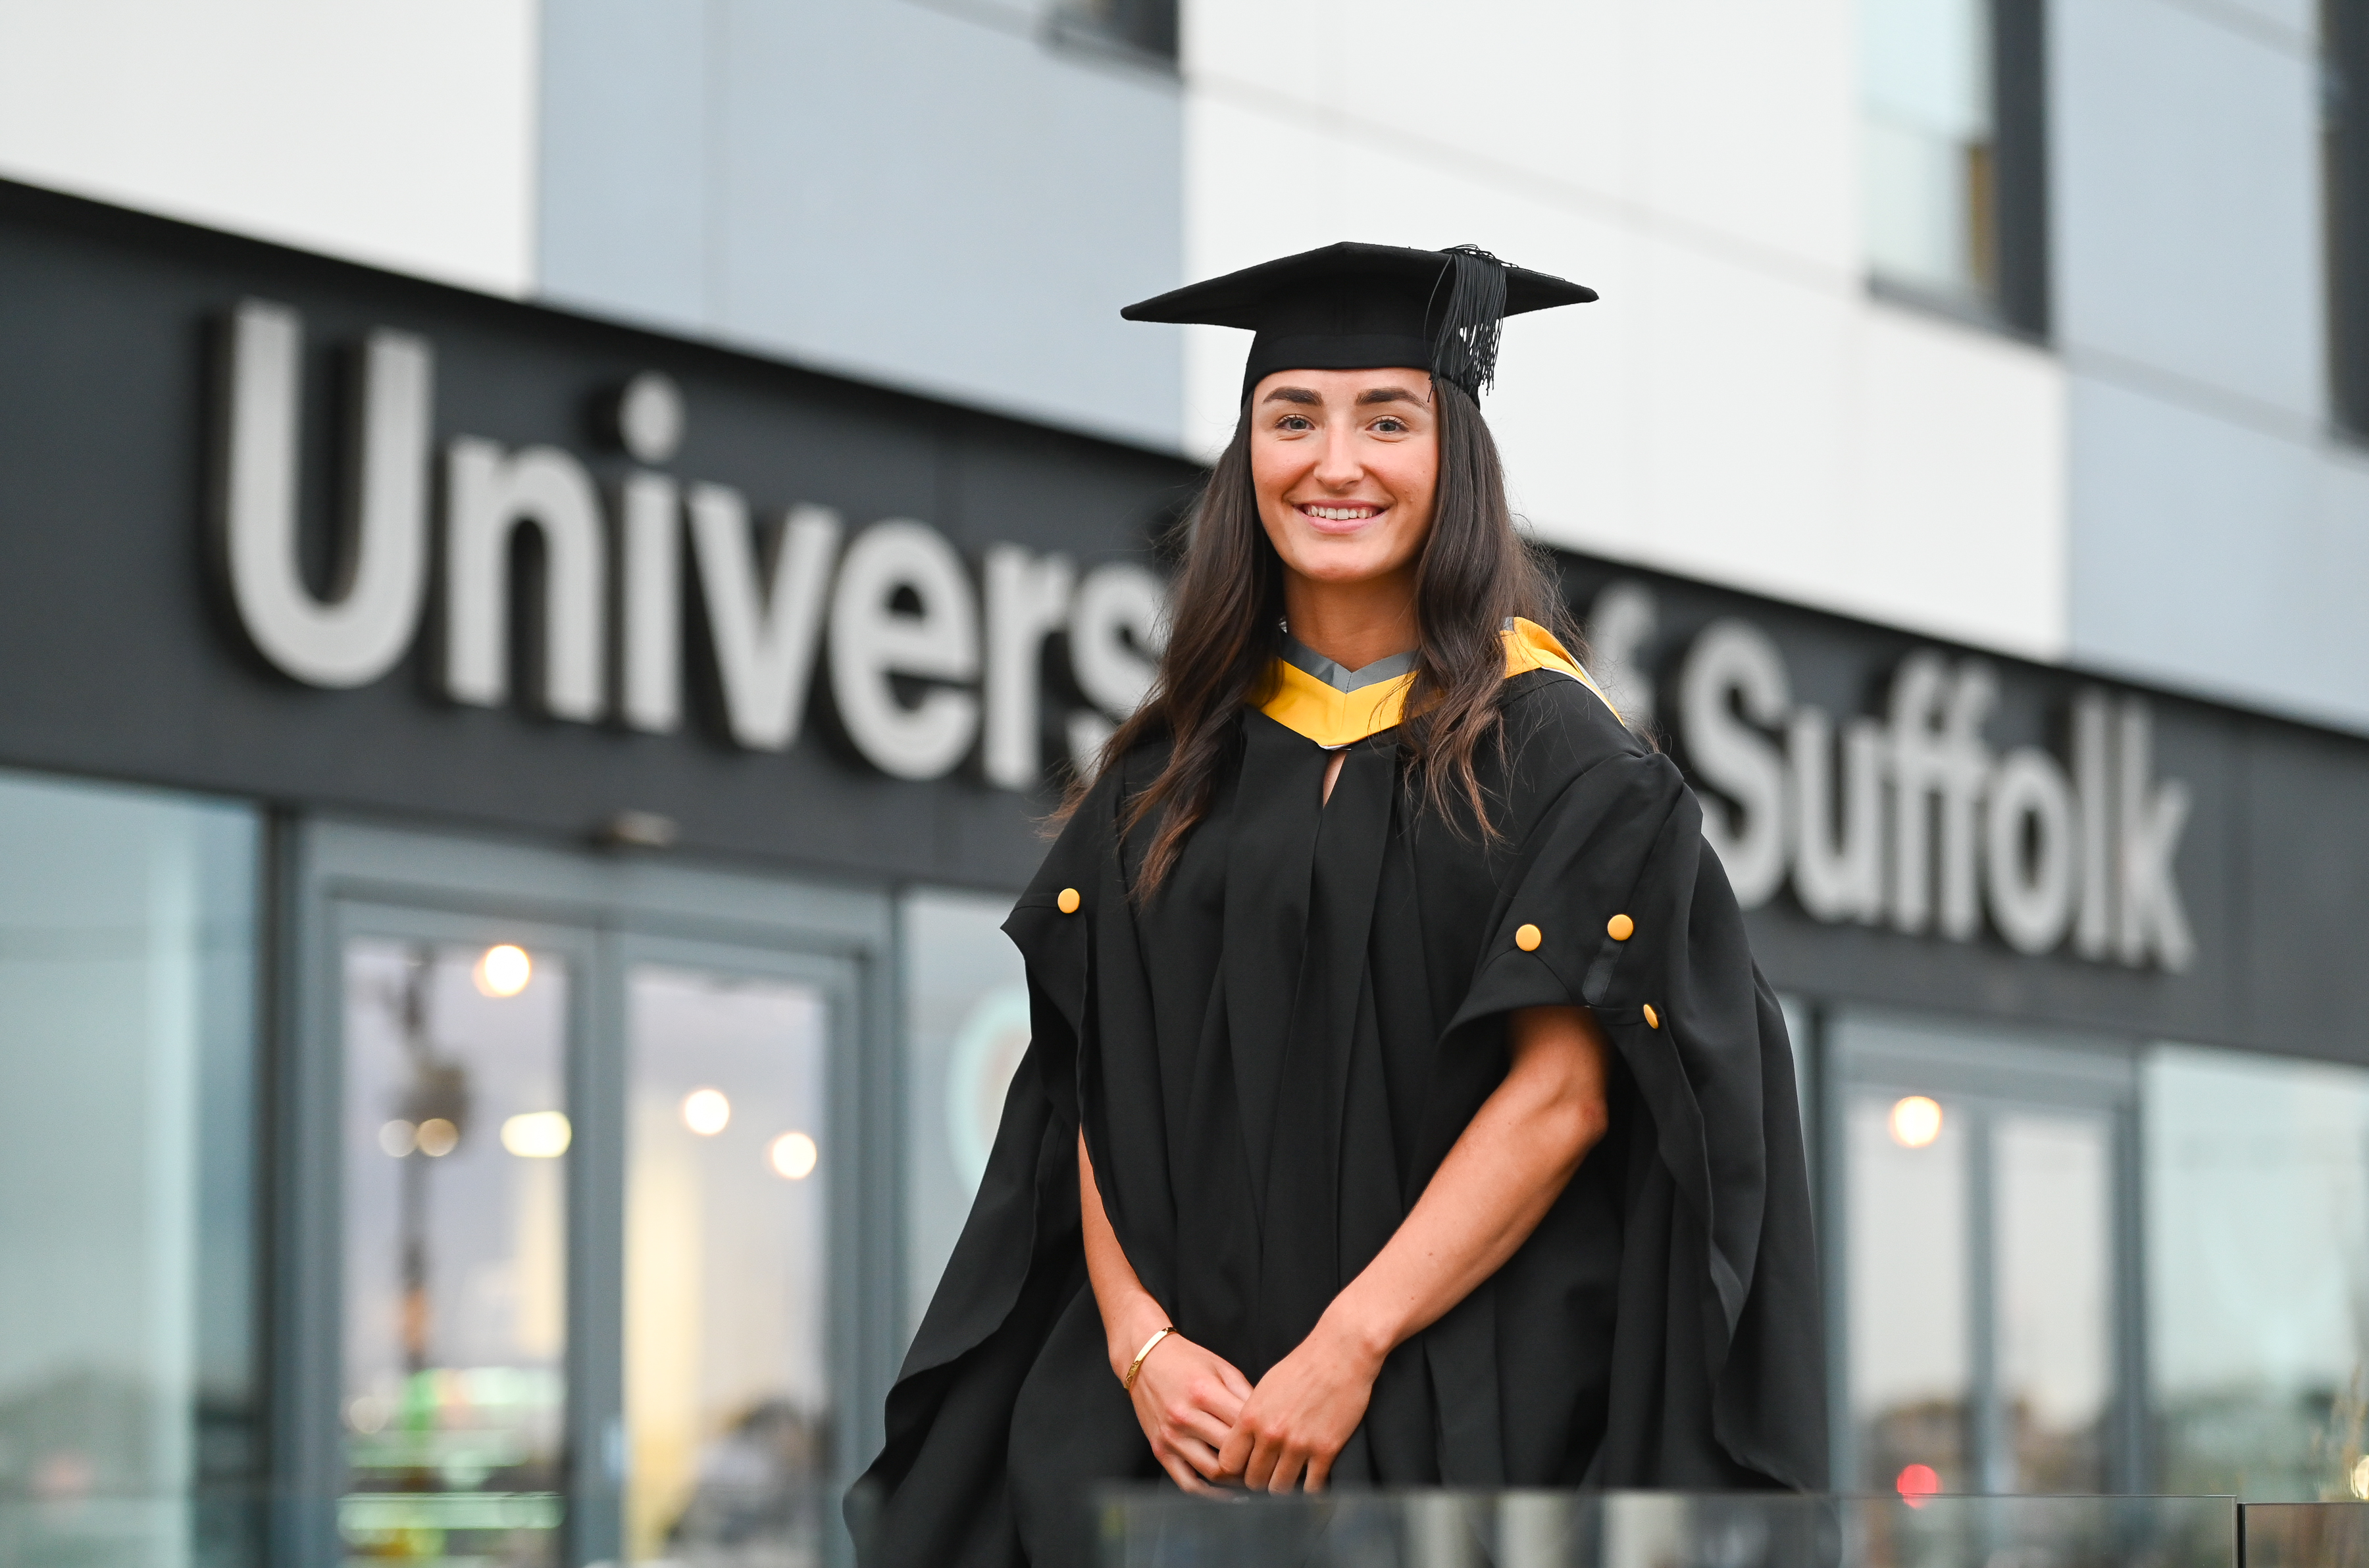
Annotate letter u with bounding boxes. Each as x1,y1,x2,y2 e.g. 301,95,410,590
217,300,432,687
1789,706,1886,923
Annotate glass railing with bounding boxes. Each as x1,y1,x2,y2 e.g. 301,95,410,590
0,1481,835,1567
1097,1490,2287,1568
2239,1502,2369,1568
5,1487,2362,1568
0,1488,268,1568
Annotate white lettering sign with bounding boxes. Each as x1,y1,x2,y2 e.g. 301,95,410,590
1595,583,2195,973
217,301,431,688
213,301,1165,787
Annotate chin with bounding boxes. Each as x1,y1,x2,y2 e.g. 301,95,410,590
1295,557,1395,586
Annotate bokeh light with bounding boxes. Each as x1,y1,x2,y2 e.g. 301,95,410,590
1897,1462,1941,1507
1889,1095,1944,1149
682,1088,731,1136
769,1130,819,1180
376,1119,417,1157
474,944,532,998
500,1110,572,1158
416,1117,459,1157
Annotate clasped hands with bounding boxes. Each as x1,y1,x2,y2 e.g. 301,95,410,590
1115,1305,1385,1494
1081,1003,1610,1494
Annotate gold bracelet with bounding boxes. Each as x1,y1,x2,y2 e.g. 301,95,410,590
1121,1325,1175,1392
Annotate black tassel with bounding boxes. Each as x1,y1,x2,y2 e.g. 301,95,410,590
1430,244,1510,397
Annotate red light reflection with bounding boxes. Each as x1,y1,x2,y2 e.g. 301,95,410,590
1896,1462,1941,1507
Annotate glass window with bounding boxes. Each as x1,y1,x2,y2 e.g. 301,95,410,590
0,772,257,1566
624,965,831,1565
2325,0,2369,437
339,940,570,1565
1051,0,1177,63
1995,1111,2112,1492
1835,1009,2128,1496
1862,0,1997,304
1859,0,2047,329
1848,1085,1974,1492
900,889,1029,1344
2146,1044,2369,1500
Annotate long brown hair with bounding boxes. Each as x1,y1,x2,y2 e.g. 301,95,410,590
1076,378,1578,895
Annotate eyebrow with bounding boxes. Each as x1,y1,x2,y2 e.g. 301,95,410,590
1258,385,1423,406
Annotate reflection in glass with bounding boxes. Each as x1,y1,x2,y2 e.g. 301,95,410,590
1849,1088,1971,1492
1860,0,1996,304
899,890,1030,1343
2148,1044,2369,1500
626,966,829,1567
0,775,257,1567
1996,1111,2112,1491
341,940,569,1565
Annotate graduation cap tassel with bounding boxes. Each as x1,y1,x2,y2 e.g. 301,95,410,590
1431,244,1510,397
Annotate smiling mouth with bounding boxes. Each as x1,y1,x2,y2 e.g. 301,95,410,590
1298,503,1383,522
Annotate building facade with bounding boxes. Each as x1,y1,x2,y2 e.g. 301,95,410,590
2,3,2368,1565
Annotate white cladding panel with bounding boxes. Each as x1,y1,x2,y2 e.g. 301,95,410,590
1182,4,2068,659
1184,0,1858,276
0,0,538,295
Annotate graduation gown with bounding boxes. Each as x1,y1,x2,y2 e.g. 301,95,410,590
850,621,1825,1566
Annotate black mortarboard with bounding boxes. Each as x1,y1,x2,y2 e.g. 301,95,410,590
1120,241,1596,401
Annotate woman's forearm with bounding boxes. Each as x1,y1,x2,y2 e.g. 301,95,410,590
1321,1005,1610,1362
1080,1130,1172,1378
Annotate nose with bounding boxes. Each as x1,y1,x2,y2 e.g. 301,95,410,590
1310,422,1362,492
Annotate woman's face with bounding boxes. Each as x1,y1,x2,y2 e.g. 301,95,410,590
1248,367,1440,593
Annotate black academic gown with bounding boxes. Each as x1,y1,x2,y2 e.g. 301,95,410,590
850,668,1827,1566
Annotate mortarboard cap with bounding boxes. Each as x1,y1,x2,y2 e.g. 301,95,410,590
1121,241,1596,401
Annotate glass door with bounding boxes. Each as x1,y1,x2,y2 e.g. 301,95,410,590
1825,1009,2139,1498
337,930,581,1567
276,821,893,1568
621,948,836,1568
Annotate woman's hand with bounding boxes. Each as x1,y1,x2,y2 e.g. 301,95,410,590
1217,1004,1610,1492
1125,1329,1254,1493
1078,1130,1254,1491
1215,1313,1385,1492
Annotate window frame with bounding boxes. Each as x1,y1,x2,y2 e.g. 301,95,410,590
1813,1006,2146,1495
1861,0,2053,340
268,816,896,1568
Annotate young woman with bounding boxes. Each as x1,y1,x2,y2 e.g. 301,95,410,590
852,243,1824,1567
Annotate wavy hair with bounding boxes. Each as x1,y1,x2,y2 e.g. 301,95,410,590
1074,379,1577,896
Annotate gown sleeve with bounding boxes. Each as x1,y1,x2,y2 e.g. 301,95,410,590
845,763,1129,1565
1446,744,1829,1491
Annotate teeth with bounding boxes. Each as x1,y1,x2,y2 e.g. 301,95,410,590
1307,506,1376,520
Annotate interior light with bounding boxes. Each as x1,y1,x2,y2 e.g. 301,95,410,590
500,1110,572,1159
769,1130,819,1180
1896,1463,1941,1507
2353,1455,2369,1501
417,1117,460,1157
377,1119,418,1157
1889,1095,1943,1149
682,1088,731,1136
474,944,532,998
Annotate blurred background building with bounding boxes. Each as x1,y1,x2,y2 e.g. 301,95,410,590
2,2,2368,1565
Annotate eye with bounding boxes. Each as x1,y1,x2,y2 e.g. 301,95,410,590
1371,416,1408,434
1277,414,1314,431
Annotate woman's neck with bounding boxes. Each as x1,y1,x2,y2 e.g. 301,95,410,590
1281,569,1421,672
